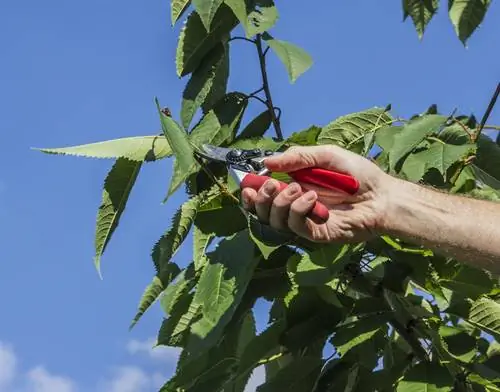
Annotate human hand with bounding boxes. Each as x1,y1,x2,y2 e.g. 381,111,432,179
241,145,394,243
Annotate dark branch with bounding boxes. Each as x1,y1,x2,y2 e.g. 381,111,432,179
256,34,284,140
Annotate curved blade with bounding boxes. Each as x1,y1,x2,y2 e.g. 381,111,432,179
194,144,232,163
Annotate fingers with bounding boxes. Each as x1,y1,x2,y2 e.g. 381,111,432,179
241,179,322,238
253,179,280,224
269,182,303,231
264,145,340,172
288,191,320,238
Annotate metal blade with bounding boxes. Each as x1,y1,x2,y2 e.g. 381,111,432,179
194,144,232,163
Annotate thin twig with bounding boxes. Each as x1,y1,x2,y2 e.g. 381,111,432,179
228,36,255,43
452,117,474,141
483,125,500,131
475,82,500,141
248,94,268,106
248,86,265,97
256,34,284,140
193,154,239,203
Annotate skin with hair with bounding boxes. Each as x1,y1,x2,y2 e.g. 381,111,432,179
241,145,500,274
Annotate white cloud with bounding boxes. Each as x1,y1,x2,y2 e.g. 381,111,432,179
126,338,181,362
26,367,76,392
0,342,17,389
0,338,265,392
98,366,164,392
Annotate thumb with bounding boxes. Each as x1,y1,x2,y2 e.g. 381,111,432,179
264,145,337,172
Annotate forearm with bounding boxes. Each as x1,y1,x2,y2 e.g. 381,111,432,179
380,177,500,273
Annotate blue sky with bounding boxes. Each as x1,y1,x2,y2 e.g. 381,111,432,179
0,0,499,391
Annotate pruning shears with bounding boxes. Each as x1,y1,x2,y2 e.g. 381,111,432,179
194,144,360,224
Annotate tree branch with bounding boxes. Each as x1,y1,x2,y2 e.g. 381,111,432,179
256,34,284,140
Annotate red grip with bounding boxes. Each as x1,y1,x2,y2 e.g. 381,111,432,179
240,173,330,224
289,168,359,195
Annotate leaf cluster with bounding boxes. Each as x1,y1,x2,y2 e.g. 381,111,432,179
35,1,500,391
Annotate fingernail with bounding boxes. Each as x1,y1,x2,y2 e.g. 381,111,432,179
263,181,277,196
304,191,317,203
286,183,300,196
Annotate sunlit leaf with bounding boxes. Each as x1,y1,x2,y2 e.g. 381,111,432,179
389,114,448,171
403,0,439,39
171,0,191,25
176,5,238,77
181,41,229,130
318,107,394,154
192,0,224,31
449,0,492,45
262,32,313,84
34,135,172,162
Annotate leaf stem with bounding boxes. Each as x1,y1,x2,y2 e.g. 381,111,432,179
256,34,284,141
229,36,255,44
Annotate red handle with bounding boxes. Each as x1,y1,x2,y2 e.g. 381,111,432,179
240,173,330,224
289,168,359,195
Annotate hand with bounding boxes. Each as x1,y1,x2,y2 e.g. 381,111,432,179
241,145,394,243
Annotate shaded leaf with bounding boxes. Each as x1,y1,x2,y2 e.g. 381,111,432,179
176,5,238,77
257,356,324,392
181,41,229,130
167,92,248,198
237,110,273,140
449,0,492,45
438,325,478,363
193,226,214,270
186,231,260,355
152,197,201,273
160,264,197,316
396,361,454,391
34,135,172,162
318,107,394,154
130,263,181,329
403,0,439,39
94,158,142,277
439,264,494,300
262,32,313,83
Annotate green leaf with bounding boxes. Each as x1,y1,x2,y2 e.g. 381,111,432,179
171,0,191,25
388,114,448,171
186,231,260,355
317,107,394,154
160,264,197,316
465,297,500,340
262,32,313,84
287,243,357,287
331,314,390,357
158,292,202,347
438,325,478,363
34,135,172,162
229,136,284,152
156,98,196,176
257,356,324,392
193,226,214,270
402,0,439,39
130,263,181,329
192,0,224,31
176,5,238,77
152,197,201,273
237,110,273,140
448,0,492,45
167,92,248,198
225,0,279,38
195,202,248,237
287,125,322,146
401,141,474,182
396,361,454,391
94,158,142,277
181,42,229,130
439,264,494,300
